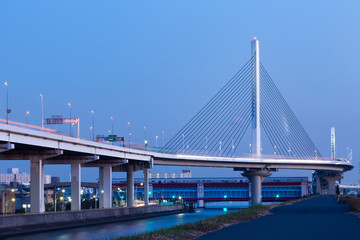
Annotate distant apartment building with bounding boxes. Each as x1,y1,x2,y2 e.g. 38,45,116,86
149,170,191,179
0,168,51,185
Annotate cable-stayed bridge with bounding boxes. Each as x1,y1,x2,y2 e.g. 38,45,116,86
0,38,353,213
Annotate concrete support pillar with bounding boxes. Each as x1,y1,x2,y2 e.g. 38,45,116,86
314,171,342,195
102,165,112,208
71,162,81,211
144,168,149,206
99,166,113,208
197,200,205,208
127,166,134,207
197,183,205,208
326,177,336,195
41,163,45,213
30,159,44,213
243,169,271,206
315,176,321,195
98,167,104,208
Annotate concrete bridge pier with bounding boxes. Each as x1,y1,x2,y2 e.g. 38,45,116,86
30,159,44,214
111,159,152,207
313,171,342,195
144,168,149,206
127,166,134,207
197,183,205,208
71,162,81,211
99,165,113,208
242,169,271,206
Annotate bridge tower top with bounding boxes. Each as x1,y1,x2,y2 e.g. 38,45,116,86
331,127,336,160
251,37,261,156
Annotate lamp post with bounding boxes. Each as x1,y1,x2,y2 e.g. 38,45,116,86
61,189,65,211
68,102,72,136
144,126,147,150
128,122,131,148
156,136,158,148
54,191,60,212
40,94,44,130
110,116,114,135
91,110,95,141
90,126,93,140
4,82,8,124
26,111,30,124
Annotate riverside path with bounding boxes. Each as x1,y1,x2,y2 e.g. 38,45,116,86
197,196,360,240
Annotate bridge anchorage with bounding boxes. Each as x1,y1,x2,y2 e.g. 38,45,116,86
162,38,353,205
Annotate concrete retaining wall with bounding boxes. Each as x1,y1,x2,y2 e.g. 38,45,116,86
0,204,184,234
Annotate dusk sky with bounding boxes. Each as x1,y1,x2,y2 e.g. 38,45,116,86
0,1,359,184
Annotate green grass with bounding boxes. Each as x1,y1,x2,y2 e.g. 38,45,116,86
110,205,268,240
340,195,360,212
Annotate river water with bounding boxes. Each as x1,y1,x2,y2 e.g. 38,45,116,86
6,208,239,240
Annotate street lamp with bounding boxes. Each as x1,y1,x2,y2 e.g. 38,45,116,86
26,111,30,124
144,126,147,150
40,94,44,130
90,126,93,140
59,196,64,211
91,110,95,141
110,116,114,135
4,82,9,124
128,122,131,148
68,102,72,136
156,136,158,148
54,191,61,212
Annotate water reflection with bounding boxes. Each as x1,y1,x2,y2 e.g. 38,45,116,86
5,208,238,240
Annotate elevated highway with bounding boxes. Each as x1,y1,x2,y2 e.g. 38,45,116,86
0,122,353,213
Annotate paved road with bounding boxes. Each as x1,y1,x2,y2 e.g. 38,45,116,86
197,196,360,240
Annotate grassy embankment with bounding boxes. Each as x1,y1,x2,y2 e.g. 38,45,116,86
340,195,360,212
110,198,309,240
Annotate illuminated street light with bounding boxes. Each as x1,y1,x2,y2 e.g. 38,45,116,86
40,94,44,130
90,126,93,140
110,116,114,135
128,122,131,148
4,82,9,124
91,110,95,141
144,126,147,150
68,102,72,136
26,111,30,124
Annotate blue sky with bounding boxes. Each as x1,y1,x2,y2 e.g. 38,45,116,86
0,1,359,184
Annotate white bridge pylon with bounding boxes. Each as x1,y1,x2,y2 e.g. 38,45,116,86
251,37,261,157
